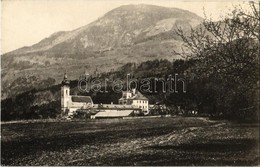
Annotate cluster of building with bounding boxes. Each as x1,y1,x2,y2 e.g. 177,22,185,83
61,73,149,119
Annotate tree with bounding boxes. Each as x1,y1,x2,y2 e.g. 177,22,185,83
176,2,259,121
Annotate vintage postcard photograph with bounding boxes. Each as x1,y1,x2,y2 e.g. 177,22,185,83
1,0,259,166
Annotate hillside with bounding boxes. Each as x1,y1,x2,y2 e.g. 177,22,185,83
1,4,203,99
1,59,191,121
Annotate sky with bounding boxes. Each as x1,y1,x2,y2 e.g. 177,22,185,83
0,0,252,54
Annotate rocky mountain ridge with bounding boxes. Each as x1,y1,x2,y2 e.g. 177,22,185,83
1,4,203,99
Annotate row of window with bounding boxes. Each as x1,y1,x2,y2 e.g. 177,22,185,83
136,100,147,104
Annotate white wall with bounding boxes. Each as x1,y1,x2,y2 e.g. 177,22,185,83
61,85,70,112
132,100,149,112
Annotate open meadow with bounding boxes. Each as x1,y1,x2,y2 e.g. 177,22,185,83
1,117,259,166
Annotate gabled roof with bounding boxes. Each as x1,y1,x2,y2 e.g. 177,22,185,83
71,95,93,103
129,91,148,100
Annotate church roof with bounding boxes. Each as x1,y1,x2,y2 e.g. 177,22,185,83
71,95,93,103
61,79,70,85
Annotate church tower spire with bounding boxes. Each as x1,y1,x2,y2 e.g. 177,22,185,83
61,72,70,85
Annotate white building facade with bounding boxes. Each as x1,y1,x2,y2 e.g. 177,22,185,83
119,89,149,114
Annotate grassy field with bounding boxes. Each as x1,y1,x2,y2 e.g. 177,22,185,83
1,117,259,166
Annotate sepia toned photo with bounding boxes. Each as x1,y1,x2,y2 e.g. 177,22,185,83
1,0,259,166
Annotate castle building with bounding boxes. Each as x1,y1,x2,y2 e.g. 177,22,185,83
119,89,149,114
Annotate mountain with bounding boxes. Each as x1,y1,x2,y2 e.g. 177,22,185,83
1,4,203,99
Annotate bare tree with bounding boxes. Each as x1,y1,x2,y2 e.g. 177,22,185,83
176,2,259,85
175,2,259,120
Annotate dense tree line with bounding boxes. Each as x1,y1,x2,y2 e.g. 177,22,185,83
1,55,258,122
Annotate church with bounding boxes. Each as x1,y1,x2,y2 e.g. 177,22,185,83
61,73,149,118
61,73,94,115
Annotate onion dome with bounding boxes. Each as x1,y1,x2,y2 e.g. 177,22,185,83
61,73,70,85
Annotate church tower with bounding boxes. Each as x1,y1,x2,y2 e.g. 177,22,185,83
61,73,70,114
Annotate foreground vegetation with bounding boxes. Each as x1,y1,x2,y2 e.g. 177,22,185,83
1,117,259,165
